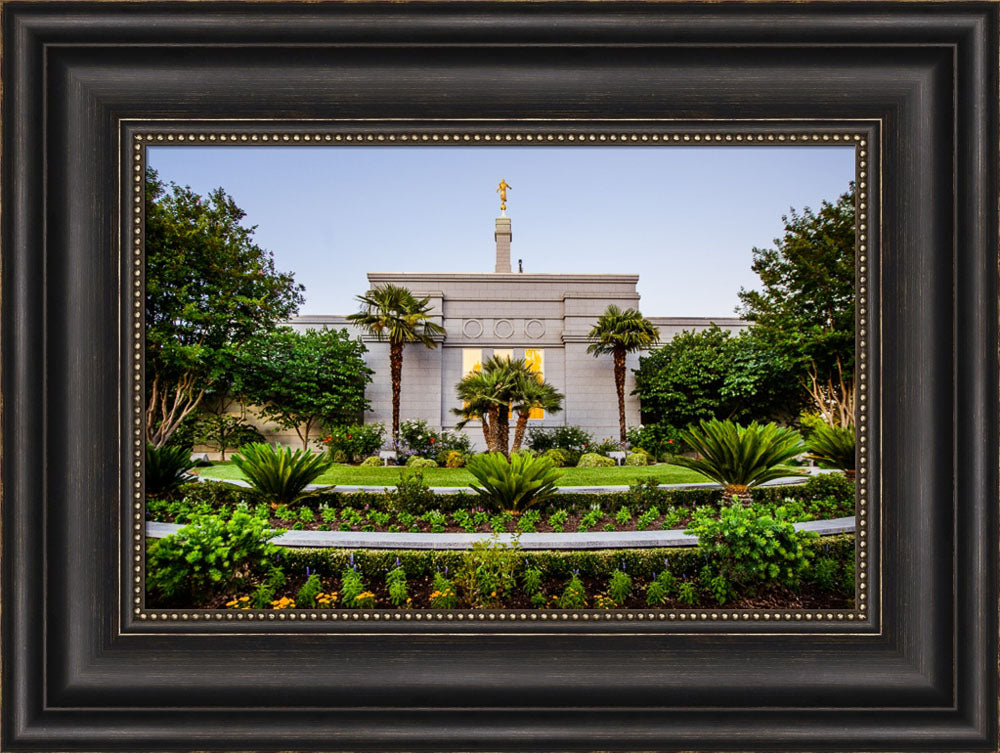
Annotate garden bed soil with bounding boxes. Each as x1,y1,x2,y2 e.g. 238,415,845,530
185,571,854,611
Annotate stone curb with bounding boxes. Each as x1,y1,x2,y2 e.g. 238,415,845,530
145,515,855,551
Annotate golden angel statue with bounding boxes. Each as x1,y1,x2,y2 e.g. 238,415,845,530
496,179,512,211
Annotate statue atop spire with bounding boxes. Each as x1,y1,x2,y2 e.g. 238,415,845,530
496,179,512,214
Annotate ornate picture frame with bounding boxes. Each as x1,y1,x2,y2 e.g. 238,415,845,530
3,2,996,751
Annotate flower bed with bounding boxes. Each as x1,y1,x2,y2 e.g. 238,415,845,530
148,535,855,611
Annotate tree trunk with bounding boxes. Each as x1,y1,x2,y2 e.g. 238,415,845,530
485,404,501,452
724,484,754,506
480,416,493,452
511,409,530,454
614,346,627,444
389,341,404,441
495,409,510,457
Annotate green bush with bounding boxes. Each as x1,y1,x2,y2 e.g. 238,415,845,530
360,456,382,467
684,502,818,602
399,419,472,460
320,423,385,463
625,452,649,467
752,473,854,509
526,425,593,465
231,443,334,507
384,470,437,513
466,452,562,513
456,536,520,608
626,423,687,458
405,456,438,469
146,443,196,500
146,506,280,604
576,452,615,468
543,448,569,467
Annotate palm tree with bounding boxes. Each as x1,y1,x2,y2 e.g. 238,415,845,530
453,355,562,456
668,418,806,505
453,367,514,453
586,305,660,443
510,373,564,454
346,284,445,441
805,423,856,479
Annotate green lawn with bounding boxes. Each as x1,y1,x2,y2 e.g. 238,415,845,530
196,461,709,487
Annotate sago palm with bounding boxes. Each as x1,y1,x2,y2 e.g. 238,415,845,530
466,451,563,514
668,418,806,505
586,305,660,443
232,442,334,507
346,283,445,440
806,423,856,478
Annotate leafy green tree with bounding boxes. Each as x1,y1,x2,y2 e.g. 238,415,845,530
194,414,265,461
586,305,660,443
144,168,304,446
234,327,373,449
633,325,801,427
737,185,856,423
346,284,445,440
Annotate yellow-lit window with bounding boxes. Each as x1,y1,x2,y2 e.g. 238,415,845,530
492,348,513,361
525,349,545,419
461,349,483,414
462,349,482,376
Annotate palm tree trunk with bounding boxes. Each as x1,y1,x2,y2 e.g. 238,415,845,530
389,341,404,440
485,405,501,452
511,409,530,453
725,484,754,506
613,346,627,444
496,410,510,457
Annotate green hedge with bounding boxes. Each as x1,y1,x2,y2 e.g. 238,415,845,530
275,534,855,585
169,476,851,518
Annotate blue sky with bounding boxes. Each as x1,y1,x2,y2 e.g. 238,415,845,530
148,145,854,318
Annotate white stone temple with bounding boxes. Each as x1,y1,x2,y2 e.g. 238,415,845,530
281,212,749,450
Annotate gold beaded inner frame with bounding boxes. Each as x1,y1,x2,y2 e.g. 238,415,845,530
125,122,875,633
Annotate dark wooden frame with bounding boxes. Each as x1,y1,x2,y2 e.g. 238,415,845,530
3,2,997,751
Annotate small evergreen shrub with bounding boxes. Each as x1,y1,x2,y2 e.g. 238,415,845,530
360,456,383,468
576,452,615,468
625,452,650,467
405,456,438,469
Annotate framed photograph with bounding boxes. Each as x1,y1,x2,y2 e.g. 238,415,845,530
3,2,997,751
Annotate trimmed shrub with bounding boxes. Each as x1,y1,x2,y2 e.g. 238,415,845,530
577,452,615,468
405,456,438,469
439,450,467,468
625,452,650,467
543,448,569,467
360,456,382,467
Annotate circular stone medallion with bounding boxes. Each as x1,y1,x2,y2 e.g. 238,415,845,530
525,319,545,339
493,319,514,338
462,319,484,338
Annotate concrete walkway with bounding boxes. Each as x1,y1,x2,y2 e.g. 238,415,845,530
193,475,812,495
145,515,855,550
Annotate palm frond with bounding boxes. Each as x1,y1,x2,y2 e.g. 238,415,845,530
465,452,563,513
805,423,855,471
667,419,806,488
232,442,334,506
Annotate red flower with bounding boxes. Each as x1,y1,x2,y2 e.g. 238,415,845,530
667,440,674,444
347,434,353,440
430,438,435,444
322,438,331,443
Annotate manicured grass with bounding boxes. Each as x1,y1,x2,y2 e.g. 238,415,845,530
196,461,709,487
